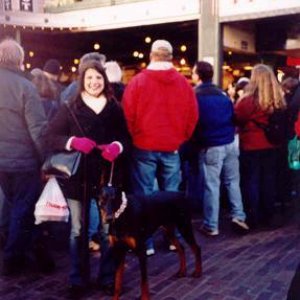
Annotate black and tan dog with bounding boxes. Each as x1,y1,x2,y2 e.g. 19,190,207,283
99,186,202,300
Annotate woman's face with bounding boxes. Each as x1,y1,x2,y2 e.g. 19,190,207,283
83,68,105,97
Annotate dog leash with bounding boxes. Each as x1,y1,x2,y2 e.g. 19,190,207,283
108,161,115,187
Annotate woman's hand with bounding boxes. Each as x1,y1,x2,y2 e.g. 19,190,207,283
71,137,96,154
97,142,123,162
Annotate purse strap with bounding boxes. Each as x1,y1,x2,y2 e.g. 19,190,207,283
65,102,86,137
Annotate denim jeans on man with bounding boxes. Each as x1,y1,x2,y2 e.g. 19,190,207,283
130,148,181,249
0,171,41,264
200,140,246,231
131,148,181,194
68,199,115,287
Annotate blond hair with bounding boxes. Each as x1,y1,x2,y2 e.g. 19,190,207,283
0,38,24,69
245,64,285,111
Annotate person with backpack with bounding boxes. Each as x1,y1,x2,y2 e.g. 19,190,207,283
234,64,286,229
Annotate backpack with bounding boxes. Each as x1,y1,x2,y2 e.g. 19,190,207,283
288,136,300,170
252,109,287,145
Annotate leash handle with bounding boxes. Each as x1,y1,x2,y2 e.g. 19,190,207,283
107,161,115,186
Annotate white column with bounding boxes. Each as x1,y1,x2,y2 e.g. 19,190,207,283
198,0,221,85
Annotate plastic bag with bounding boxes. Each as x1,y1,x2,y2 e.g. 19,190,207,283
288,136,300,170
34,177,69,225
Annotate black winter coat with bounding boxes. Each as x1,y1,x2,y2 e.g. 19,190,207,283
46,96,131,200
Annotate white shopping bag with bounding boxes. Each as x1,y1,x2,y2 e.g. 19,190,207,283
34,176,69,225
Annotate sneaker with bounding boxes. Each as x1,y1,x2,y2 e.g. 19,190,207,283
169,244,177,251
231,218,250,234
199,225,219,236
146,248,155,256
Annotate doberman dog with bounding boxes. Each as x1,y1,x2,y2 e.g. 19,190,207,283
99,186,202,300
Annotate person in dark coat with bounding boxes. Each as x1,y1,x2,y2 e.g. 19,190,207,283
43,58,65,97
59,52,107,252
32,69,60,120
47,60,130,298
0,38,48,275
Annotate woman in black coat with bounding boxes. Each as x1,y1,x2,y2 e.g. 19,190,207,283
47,60,130,297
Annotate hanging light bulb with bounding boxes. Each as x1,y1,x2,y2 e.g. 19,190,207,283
94,43,100,50
180,45,187,52
145,36,151,43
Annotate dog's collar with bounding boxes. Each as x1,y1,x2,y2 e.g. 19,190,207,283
114,192,128,219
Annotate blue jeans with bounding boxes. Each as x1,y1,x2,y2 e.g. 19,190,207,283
131,148,181,249
68,199,115,286
240,148,278,226
0,171,41,262
200,141,246,231
131,148,181,195
88,198,100,241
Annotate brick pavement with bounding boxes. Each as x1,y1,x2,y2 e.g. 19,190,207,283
0,214,299,300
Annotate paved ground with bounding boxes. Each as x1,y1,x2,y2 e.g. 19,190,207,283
0,211,299,300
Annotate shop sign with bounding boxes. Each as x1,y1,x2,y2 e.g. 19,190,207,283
20,0,33,12
4,0,12,11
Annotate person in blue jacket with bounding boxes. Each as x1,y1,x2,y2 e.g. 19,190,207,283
191,61,249,236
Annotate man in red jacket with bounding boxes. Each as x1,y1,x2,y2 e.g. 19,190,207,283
122,39,198,255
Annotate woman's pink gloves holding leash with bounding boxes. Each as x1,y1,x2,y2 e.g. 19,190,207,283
70,138,122,162
98,142,123,162
71,137,96,154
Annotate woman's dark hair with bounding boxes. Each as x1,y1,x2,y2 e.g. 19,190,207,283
75,60,113,102
194,61,214,82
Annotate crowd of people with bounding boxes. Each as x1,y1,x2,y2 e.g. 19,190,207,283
0,36,299,299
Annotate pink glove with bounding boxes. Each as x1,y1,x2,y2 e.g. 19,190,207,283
98,141,122,162
71,137,96,154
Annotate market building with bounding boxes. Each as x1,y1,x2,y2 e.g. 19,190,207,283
0,0,299,85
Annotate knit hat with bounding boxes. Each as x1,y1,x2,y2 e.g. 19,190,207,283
236,77,250,85
80,52,106,66
236,77,250,91
151,40,173,54
43,59,60,76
